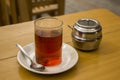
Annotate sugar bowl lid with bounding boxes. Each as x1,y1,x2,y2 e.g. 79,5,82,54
74,18,101,33
72,18,102,39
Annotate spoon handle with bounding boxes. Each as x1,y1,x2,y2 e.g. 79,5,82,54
68,25,73,30
16,43,32,61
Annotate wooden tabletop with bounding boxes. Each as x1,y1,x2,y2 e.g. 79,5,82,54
0,8,120,80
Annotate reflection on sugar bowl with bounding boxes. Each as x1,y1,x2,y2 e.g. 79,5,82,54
72,18,102,51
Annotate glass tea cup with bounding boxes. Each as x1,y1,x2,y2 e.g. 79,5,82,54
34,17,63,66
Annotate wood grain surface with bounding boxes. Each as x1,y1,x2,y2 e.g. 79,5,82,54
0,9,120,80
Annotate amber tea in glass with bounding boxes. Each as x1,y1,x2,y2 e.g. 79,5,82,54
34,17,63,66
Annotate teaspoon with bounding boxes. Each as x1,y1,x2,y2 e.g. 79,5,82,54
16,43,45,71
68,25,73,30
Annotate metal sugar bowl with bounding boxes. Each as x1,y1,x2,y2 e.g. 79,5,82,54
72,18,102,51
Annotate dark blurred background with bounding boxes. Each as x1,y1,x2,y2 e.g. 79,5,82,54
0,0,120,26
65,0,120,15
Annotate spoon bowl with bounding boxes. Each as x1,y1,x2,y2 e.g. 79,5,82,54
16,43,45,71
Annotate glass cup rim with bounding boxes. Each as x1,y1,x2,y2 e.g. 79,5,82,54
34,17,63,29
